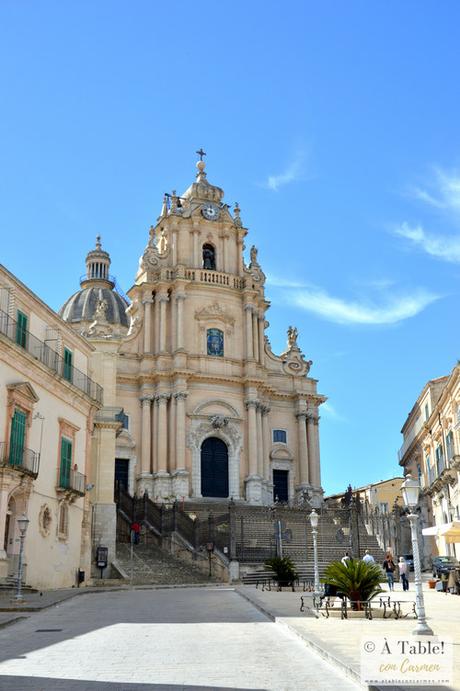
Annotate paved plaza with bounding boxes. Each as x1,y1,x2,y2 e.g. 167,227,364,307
0,586,359,691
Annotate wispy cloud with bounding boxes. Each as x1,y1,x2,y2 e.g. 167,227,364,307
269,275,440,325
395,222,460,263
263,153,304,191
291,286,439,325
410,167,460,214
321,402,346,422
266,274,309,289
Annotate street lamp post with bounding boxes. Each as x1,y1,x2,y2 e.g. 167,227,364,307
15,514,29,602
309,509,321,597
401,474,433,636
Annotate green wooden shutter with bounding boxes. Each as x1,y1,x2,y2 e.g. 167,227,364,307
16,311,28,348
60,438,72,488
9,409,26,466
63,348,73,382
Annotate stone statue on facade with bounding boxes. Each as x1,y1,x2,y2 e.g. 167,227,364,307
250,245,258,265
287,325,299,350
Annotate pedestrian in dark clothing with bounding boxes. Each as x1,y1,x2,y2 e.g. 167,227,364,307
383,553,396,591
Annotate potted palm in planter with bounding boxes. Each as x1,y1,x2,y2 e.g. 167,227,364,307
322,559,385,610
265,557,299,588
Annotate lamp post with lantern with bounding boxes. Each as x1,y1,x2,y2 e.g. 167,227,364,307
309,509,321,597
15,514,29,602
401,474,433,635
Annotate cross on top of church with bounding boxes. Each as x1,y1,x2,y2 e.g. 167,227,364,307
196,148,206,161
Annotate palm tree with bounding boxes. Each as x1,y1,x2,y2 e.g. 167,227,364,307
322,559,385,609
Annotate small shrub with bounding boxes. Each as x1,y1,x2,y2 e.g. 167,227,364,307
322,559,385,609
265,556,298,586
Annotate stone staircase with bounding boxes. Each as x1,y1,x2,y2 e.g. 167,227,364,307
115,542,218,586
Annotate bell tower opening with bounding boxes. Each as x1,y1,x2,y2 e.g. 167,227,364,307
202,244,216,271
200,437,229,497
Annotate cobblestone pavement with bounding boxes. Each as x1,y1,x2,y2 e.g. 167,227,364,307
0,587,359,690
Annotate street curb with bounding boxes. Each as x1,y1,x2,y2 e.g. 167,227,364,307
235,587,365,688
0,616,28,630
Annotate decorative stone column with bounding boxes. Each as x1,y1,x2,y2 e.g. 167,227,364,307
261,405,271,503
153,393,171,499
142,296,153,353
168,393,176,472
244,305,254,360
172,391,189,497
222,234,229,272
245,399,262,503
176,293,186,351
307,410,323,505
151,393,158,473
295,411,310,503
252,310,259,363
306,413,316,485
258,312,265,366
158,293,169,353
256,404,264,478
140,395,153,476
192,228,200,266
310,413,321,489
154,293,160,354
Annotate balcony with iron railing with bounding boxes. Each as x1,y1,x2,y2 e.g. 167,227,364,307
0,441,40,479
0,309,102,404
57,468,86,496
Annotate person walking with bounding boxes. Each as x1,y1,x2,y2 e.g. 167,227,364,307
362,550,375,565
341,551,351,566
383,553,396,591
398,556,409,591
131,521,141,545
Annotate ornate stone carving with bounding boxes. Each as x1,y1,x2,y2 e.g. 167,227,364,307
280,325,313,377
38,504,52,537
209,415,229,429
195,302,235,333
287,325,298,349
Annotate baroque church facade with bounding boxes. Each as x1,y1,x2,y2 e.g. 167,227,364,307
60,156,326,561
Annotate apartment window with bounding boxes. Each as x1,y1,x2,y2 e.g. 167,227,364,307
59,438,72,489
424,403,430,421
273,429,287,444
446,431,454,461
435,444,445,476
9,409,26,466
63,348,73,383
16,310,28,349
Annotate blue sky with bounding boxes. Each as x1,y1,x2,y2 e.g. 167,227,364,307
1,1,460,494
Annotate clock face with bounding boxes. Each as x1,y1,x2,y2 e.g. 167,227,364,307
201,203,220,221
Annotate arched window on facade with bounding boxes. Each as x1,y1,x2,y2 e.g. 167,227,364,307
202,244,216,270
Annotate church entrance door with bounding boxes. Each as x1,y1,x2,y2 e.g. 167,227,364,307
273,469,289,503
115,458,129,493
201,437,229,498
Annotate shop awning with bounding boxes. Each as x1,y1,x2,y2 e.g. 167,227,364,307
439,521,460,544
422,521,460,543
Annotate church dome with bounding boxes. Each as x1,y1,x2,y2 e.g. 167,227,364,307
59,237,129,329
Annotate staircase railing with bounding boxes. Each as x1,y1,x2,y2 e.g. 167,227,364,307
115,486,201,549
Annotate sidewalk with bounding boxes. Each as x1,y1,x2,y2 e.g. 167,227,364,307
237,583,460,690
